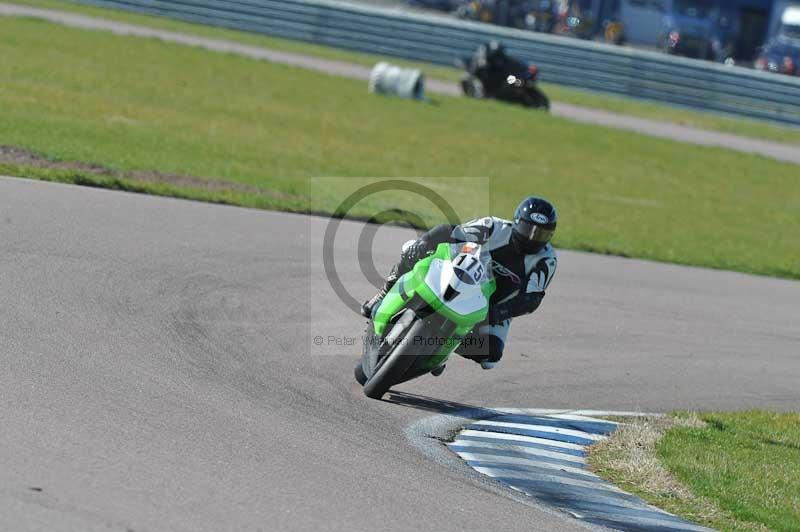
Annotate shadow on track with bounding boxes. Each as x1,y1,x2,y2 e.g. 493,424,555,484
384,391,499,418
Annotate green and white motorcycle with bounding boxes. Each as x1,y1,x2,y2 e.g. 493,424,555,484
355,241,496,399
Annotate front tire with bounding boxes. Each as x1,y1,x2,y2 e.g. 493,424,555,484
363,314,427,399
354,361,367,385
525,87,550,110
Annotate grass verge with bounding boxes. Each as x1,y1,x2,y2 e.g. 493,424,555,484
1,16,799,279
10,0,800,146
589,412,800,531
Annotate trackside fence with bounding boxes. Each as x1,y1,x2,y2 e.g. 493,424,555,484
77,0,800,126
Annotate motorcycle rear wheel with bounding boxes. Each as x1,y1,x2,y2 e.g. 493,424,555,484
461,76,485,98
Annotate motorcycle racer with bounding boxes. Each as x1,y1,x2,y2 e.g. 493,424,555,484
361,196,558,370
467,40,517,97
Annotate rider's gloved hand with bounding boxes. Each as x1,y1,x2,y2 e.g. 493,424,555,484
487,292,545,325
400,239,431,269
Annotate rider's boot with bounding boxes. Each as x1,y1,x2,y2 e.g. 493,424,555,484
361,264,399,318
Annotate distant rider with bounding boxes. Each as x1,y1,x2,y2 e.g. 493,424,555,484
467,40,516,96
361,196,558,371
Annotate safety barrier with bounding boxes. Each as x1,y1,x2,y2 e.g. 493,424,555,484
369,63,426,100
76,0,800,126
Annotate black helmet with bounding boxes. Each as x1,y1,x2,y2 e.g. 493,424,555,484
512,196,557,253
487,40,505,55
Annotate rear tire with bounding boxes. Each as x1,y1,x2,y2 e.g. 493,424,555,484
461,76,484,98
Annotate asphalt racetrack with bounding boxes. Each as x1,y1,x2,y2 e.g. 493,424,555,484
2,177,799,531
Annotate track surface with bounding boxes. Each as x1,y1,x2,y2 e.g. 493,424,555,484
2,177,799,531
2,3,799,165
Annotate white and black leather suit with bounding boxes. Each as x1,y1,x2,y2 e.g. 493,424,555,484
390,216,557,364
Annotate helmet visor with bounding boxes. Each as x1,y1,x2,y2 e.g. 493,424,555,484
515,219,554,244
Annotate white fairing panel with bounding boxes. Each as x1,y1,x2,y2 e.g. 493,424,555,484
424,244,491,316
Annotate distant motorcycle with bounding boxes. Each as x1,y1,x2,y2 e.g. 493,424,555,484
459,55,550,110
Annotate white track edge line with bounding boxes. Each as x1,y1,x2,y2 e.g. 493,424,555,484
452,451,596,479
458,429,586,451
470,466,623,493
471,420,606,441
450,440,586,464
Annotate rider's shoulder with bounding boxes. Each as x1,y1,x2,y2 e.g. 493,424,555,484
539,243,558,261
479,216,513,234
453,216,505,243
523,243,558,269
485,216,510,231
465,215,505,227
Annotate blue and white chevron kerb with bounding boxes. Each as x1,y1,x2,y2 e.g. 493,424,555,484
448,412,713,532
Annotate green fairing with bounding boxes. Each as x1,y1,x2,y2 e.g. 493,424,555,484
373,243,496,370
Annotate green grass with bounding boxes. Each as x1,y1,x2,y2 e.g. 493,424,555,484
1,17,799,279
659,412,800,532
591,412,800,531
11,0,800,146
539,85,800,146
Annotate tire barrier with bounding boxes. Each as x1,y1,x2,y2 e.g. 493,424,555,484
368,62,425,100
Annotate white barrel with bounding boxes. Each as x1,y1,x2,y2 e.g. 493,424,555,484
368,62,425,100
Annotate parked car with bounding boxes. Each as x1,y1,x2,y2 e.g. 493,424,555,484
617,0,773,64
658,0,738,62
755,4,800,75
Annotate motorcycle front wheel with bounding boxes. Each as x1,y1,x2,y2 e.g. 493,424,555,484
362,313,423,399
354,361,367,385
525,86,550,110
